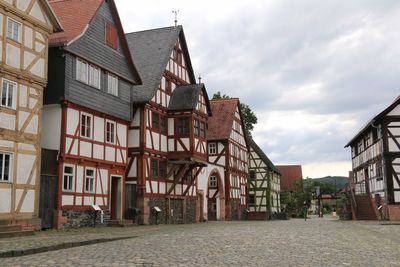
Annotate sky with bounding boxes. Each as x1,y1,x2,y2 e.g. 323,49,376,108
115,0,400,178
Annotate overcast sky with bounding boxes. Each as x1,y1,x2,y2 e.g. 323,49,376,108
116,0,400,178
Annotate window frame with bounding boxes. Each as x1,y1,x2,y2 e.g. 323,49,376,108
200,121,206,138
208,143,217,155
0,152,12,182
194,119,200,136
249,194,255,205
151,158,158,178
85,167,95,193
80,112,93,139
249,170,256,180
88,64,101,89
62,165,74,192
107,73,118,96
209,175,217,188
1,79,16,109
106,120,116,144
7,17,21,42
176,117,189,136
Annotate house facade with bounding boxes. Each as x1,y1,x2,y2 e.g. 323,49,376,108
125,26,212,225
199,98,249,221
0,0,60,229
40,0,141,228
247,137,281,220
345,96,400,220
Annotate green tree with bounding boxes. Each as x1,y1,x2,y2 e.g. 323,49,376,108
212,91,258,133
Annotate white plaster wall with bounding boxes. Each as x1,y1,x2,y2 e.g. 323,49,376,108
100,169,108,193
153,132,160,150
16,154,35,184
67,108,79,135
388,139,400,153
161,135,167,152
168,139,174,152
105,146,115,161
93,117,104,142
0,113,16,130
127,157,137,177
76,165,83,193
146,130,152,149
75,196,82,206
80,141,92,158
117,124,127,147
168,118,174,135
42,105,61,150
84,197,94,206
93,144,103,160
388,105,400,116
128,129,139,148
62,195,74,206
16,189,34,212
131,109,140,127
182,138,189,150
6,44,20,69
0,189,11,212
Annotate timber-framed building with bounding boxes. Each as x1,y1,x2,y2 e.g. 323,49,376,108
345,96,400,220
0,0,61,229
247,136,281,220
40,0,141,228
125,26,212,225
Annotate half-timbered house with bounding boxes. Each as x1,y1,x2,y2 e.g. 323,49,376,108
0,0,61,230
40,0,141,228
247,137,281,220
345,96,400,220
125,26,212,224
200,98,249,221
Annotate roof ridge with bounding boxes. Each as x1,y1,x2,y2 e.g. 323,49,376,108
126,25,180,36
211,98,239,102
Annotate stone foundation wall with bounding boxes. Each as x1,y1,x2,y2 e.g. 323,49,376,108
7,218,42,231
147,197,197,225
61,209,111,228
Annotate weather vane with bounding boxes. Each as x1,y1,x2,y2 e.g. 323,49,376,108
172,9,179,27
198,75,202,84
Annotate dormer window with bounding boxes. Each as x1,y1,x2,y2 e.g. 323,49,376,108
106,22,118,50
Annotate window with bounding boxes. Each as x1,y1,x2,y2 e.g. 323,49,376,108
7,18,21,42
159,160,167,179
1,80,15,108
85,168,95,192
200,122,206,138
106,22,118,50
249,171,256,180
76,58,88,84
81,113,92,138
249,194,255,205
152,112,159,130
63,165,74,191
89,65,101,89
165,79,172,94
209,175,217,188
194,119,199,136
208,143,217,155
0,153,12,182
161,116,168,135
107,74,118,96
76,58,101,89
176,117,189,135
106,121,115,144
151,159,158,177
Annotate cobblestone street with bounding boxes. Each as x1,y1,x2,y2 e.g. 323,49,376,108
1,217,400,267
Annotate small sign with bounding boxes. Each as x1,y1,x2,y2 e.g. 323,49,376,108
92,205,101,211
154,206,161,212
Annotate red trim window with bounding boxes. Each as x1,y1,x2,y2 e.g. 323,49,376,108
200,121,206,138
161,116,167,135
152,111,159,130
209,175,217,188
85,168,95,193
208,142,217,155
81,113,92,139
194,119,199,136
106,22,118,50
152,111,167,135
150,158,167,179
176,117,189,136
165,78,172,94
106,120,116,144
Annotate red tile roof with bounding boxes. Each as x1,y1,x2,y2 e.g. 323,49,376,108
207,98,239,140
48,0,103,46
276,165,303,191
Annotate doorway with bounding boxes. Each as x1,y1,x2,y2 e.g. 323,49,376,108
110,176,122,220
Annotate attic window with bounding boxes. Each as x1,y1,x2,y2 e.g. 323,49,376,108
106,22,118,50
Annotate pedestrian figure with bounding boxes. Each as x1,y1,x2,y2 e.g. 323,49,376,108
303,205,308,221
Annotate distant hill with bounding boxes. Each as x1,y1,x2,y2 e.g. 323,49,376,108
311,176,349,190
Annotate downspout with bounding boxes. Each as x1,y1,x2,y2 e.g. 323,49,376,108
371,120,388,219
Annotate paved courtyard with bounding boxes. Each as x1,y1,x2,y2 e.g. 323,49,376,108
1,216,400,267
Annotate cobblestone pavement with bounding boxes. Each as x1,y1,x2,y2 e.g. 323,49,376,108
1,216,400,267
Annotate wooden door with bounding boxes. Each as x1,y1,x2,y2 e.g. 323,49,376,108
208,198,217,221
364,168,370,194
39,175,58,229
124,184,137,219
110,177,119,220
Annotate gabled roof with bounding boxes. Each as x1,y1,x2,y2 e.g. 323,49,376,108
48,0,103,46
207,98,240,141
276,165,303,192
38,0,63,32
345,95,400,147
48,0,141,84
248,137,280,174
168,84,212,116
125,26,196,104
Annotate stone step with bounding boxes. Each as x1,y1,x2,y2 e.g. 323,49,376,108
0,225,22,233
0,230,34,239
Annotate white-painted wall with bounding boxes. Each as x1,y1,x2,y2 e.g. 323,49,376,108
41,104,61,150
